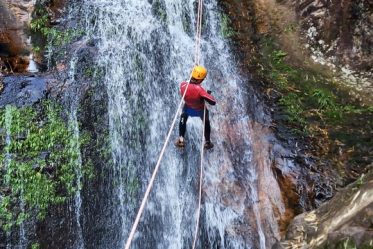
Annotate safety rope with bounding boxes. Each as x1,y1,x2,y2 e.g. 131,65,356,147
194,0,204,65
191,104,206,249
123,1,205,248
124,76,191,249
191,1,205,247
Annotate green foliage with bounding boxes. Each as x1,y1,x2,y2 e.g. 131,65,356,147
31,243,40,249
279,93,306,128
220,14,236,38
311,89,336,111
354,174,365,188
335,238,357,249
257,36,372,179
30,6,84,54
272,50,288,64
0,101,89,232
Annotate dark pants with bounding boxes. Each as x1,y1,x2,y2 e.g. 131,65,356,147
179,107,211,142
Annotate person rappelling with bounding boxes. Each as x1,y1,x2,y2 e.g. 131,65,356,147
175,65,216,150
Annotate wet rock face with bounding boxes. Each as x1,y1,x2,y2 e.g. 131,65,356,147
294,0,373,89
276,170,373,249
0,75,47,107
0,0,36,72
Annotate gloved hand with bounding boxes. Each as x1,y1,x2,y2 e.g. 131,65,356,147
207,90,212,94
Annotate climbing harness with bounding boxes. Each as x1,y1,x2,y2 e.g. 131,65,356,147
124,1,206,248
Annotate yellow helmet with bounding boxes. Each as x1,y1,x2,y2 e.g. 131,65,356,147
192,65,207,80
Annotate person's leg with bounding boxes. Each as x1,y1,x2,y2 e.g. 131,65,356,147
179,112,188,138
200,109,211,142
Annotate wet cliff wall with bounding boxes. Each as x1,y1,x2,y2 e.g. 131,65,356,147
219,0,372,246
0,0,67,73
294,0,372,89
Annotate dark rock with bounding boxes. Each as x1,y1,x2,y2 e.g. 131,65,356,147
0,75,48,107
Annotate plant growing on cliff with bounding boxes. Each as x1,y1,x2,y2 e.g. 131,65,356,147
220,14,236,38
0,101,90,232
30,5,84,60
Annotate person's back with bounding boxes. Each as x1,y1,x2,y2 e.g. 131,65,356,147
180,82,216,110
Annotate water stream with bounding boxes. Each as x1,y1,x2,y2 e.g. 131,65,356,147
80,0,285,248
66,57,85,249
4,105,13,249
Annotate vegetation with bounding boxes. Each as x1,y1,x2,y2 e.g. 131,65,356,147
257,37,373,179
0,101,92,232
30,4,84,58
220,13,236,38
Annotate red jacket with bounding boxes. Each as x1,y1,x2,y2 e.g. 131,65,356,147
180,81,216,110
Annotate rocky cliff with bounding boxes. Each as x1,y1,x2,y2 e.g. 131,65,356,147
293,0,373,95
220,0,373,247
0,0,37,73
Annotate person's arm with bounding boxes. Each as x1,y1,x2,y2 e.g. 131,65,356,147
200,88,216,105
180,81,188,96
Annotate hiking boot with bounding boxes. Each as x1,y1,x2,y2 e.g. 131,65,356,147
204,141,214,150
175,137,185,148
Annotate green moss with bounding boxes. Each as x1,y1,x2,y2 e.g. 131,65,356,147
30,4,84,58
220,14,236,38
31,243,40,249
0,101,89,232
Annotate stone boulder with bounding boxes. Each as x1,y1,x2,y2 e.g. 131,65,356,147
275,168,373,249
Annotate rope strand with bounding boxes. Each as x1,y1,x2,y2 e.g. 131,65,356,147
191,104,206,249
191,1,205,248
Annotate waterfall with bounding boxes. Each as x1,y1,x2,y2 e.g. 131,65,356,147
69,107,85,249
77,0,285,248
66,57,85,249
4,105,13,249
18,194,27,249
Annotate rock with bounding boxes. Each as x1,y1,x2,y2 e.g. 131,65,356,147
0,75,48,107
0,0,36,72
278,169,373,248
293,0,373,95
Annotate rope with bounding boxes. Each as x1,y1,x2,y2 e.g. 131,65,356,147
124,78,191,249
124,0,205,248
194,0,204,65
191,105,206,249
191,1,205,247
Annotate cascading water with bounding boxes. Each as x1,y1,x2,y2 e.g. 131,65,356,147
77,0,286,248
66,57,85,249
4,105,13,249
18,196,27,249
